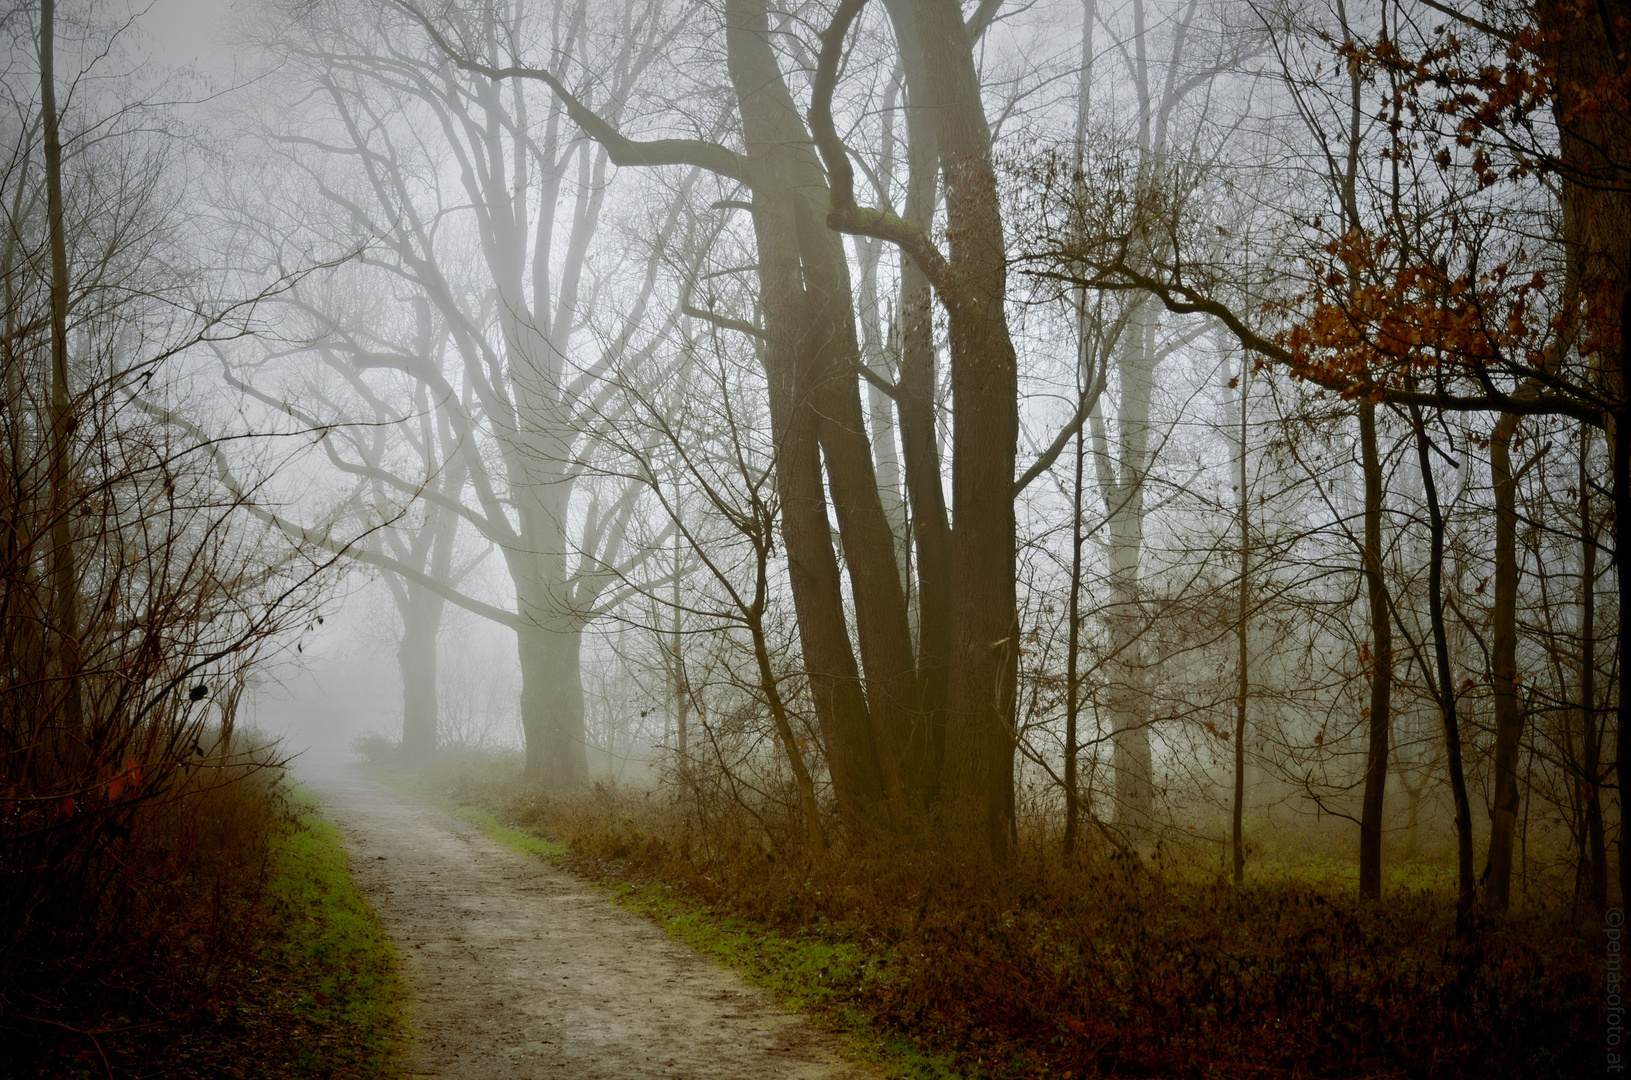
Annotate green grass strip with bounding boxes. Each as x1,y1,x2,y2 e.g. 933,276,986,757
451,803,569,859
266,782,407,1077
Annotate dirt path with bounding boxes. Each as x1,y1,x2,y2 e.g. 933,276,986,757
301,768,871,1080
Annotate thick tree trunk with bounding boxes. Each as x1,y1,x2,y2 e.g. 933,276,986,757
787,67,918,810
1358,399,1392,900
399,589,442,766
517,615,587,789
727,0,925,825
909,0,1021,859
1485,412,1524,911
1534,0,1631,906
795,195,919,807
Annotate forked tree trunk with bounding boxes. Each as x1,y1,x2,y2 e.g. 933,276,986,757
908,0,1021,859
726,0,888,822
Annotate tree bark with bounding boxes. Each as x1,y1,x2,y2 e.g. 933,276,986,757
517,614,587,789
39,0,79,731
1358,399,1392,900
1533,0,1631,906
726,0,927,826
882,0,952,808
1093,303,1156,833
1484,412,1524,911
399,590,441,765
726,0,889,823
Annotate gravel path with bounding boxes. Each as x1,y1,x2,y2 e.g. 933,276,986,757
301,768,871,1080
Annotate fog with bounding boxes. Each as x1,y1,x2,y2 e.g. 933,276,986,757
9,0,1626,915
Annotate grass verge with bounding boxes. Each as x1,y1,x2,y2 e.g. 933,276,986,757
144,780,407,1079
248,781,408,1078
5,774,407,1079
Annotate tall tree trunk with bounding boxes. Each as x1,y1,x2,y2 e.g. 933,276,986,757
1616,293,1630,908
1611,298,1624,913
1094,303,1156,833
1063,0,1097,861
1232,359,1248,885
794,191,919,807
672,516,690,780
882,0,951,808
728,0,921,824
1534,0,1631,907
1064,407,1086,858
908,0,1021,859
39,0,79,731
1357,399,1392,900
726,0,887,823
1484,412,1524,911
1579,422,1608,912
1410,405,1476,920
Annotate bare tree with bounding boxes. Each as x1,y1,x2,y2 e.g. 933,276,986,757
237,0,684,785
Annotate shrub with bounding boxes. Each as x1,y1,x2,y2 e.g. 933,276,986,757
0,738,288,1072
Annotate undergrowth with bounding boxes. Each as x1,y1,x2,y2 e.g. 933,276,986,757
404,757,1599,1080
2,773,405,1079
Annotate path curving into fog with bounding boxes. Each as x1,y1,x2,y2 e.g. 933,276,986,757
301,768,869,1080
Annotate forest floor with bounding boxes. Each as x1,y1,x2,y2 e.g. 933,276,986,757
300,764,873,1080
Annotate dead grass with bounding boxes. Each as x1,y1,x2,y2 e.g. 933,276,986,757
422,758,1598,1080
